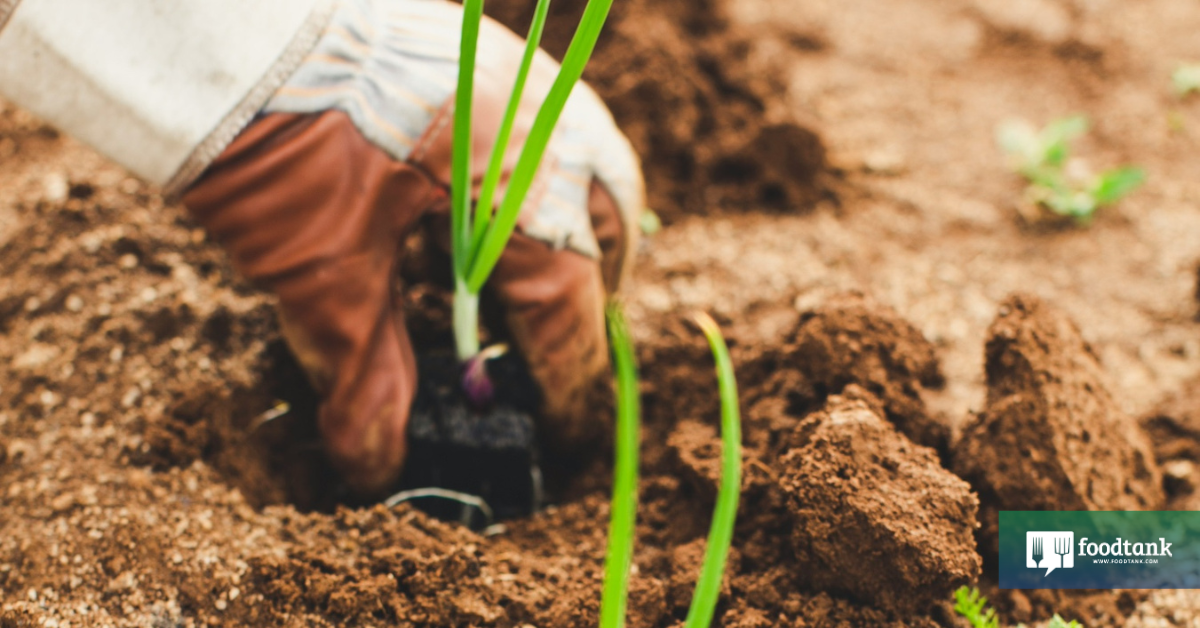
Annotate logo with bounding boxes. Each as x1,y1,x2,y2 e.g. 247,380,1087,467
1002,512,1195,589
1027,531,1074,576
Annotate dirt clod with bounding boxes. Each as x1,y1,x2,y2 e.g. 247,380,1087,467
955,294,1164,552
753,293,950,453
667,419,724,501
780,389,980,615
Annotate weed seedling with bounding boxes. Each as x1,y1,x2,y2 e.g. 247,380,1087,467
953,586,1083,628
451,0,615,379
996,115,1144,223
954,586,999,628
599,304,641,628
1174,64,1200,97
683,313,743,628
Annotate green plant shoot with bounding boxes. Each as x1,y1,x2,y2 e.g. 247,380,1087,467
996,115,1145,223
451,0,486,359
683,313,742,628
599,303,640,628
471,0,552,255
465,0,616,292
953,585,1083,628
450,0,617,361
1173,64,1200,97
997,115,1087,173
1044,615,1084,628
953,586,999,628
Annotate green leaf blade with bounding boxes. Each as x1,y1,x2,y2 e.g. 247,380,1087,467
600,303,641,628
465,0,617,293
1040,114,1089,167
1091,166,1145,206
683,313,742,628
470,0,554,258
953,586,1000,628
451,0,486,286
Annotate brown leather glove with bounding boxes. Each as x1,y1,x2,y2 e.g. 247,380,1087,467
182,10,639,493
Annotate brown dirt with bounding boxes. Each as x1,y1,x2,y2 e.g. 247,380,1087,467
951,295,1167,626
955,294,1164,554
780,388,979,616
761,293,950,453
1140,373,1200,509
5,0,1200,626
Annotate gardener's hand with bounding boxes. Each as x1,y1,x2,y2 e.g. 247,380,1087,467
181,2,642,494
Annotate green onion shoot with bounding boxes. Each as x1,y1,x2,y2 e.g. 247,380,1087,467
599,303,641,628
450,0,617,370
684,313,742,628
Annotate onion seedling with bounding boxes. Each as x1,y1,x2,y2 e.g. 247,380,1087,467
684,313,742,628
451,0,617,381
599,303,640,628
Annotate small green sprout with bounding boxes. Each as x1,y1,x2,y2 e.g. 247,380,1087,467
1173,64,1200,97
953,586,999,628
996,115,1145,223
599,303,641,628
638,208,662,236
1044,616,1084,628
683,313,742,628
953,586,1084,628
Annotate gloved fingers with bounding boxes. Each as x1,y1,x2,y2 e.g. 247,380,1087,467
273,250,417,494
484,231,611,452
403,2,643,292
183,110,438,494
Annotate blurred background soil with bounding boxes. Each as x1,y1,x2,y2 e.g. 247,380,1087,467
3,0,1200,626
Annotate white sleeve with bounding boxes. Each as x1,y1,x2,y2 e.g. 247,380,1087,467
0,0,336,195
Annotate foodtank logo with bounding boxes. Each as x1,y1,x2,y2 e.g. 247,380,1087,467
1001,511,1194,589
1026,531,1074,576
1027,530,1174,577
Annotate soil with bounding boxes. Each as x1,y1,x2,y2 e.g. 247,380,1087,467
779,388,980,616
956,294,1164,558
4,0,1200,626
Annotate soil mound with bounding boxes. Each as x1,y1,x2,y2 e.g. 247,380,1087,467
955,294,1164,550
487,0,830,221
741,293,950,454
779,388,980,616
